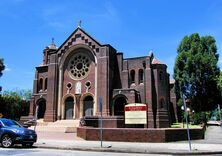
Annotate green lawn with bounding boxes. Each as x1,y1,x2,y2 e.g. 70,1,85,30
171,123,201,128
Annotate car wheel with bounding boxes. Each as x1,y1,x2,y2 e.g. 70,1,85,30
1,134,13,148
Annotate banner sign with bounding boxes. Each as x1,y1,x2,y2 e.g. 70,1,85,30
125,103,147,124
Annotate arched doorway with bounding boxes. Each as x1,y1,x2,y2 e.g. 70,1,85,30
114,96,127,116
83,96,93,116
65,97,74,119
36,98,46,119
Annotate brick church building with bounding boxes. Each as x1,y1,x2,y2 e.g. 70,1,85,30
29,26,172,128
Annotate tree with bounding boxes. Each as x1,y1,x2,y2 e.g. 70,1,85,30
0,58,4,77
0,89,32,120
3,89,32,100
0,58,5,92
0,93,22,120
174,33,220,112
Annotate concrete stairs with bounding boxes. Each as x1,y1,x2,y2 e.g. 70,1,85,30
19,115,36,128
31,119,80,133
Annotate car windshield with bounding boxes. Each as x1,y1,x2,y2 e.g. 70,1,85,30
1,119,22,128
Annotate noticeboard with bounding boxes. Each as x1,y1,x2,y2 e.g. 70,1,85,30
125,103,147,124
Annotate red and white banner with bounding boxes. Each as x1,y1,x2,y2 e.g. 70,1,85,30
125,103,147,124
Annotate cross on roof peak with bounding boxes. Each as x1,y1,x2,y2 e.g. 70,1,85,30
78,20,82,28
52,37,55,44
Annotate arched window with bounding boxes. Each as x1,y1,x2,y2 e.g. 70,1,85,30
138,69,144,83
38,78,43,92
44,78,48,91
130,70,135,84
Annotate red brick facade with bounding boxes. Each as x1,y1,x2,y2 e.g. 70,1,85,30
30,27,171,128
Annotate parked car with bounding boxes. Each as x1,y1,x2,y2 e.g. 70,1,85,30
0,118,37,148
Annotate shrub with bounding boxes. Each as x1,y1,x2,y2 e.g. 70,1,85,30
0,94,22,120
191,112,210,125
209,109,222,121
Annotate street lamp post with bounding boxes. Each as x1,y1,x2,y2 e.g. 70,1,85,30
192,110,195,124
181,106,184,128
182,94,192,151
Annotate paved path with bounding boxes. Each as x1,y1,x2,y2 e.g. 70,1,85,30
192,126,222,144
34,126,222,155
204,125,222,143
37,131,83,141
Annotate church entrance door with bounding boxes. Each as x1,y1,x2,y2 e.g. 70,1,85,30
36,98,46,119
114,97,127,116
65,97,74,119
83,96,93,116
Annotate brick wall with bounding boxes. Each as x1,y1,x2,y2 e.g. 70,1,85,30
77,127,205,142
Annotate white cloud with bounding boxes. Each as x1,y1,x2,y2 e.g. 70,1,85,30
92,2,120,23
5,68,11,72
103,2,118,20
4,65,11,72
41,6,68,30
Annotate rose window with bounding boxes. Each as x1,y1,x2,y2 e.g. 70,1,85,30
68,53,91,80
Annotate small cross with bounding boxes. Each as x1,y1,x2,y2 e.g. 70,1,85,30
52,37,55,44
78,20,82,28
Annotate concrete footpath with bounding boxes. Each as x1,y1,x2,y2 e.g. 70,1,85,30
34,131,222,155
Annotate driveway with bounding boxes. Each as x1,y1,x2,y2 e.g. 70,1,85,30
193,125,222,144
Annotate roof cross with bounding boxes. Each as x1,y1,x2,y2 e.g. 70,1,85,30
52,37,55,44
78,20,82,28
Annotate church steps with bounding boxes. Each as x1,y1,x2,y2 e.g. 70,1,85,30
30,119,80,133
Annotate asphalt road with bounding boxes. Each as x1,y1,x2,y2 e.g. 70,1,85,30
0,148,169,156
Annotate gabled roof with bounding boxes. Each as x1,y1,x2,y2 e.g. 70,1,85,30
57,27,102,53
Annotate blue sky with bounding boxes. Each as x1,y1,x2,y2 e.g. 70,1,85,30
1,0,222,91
